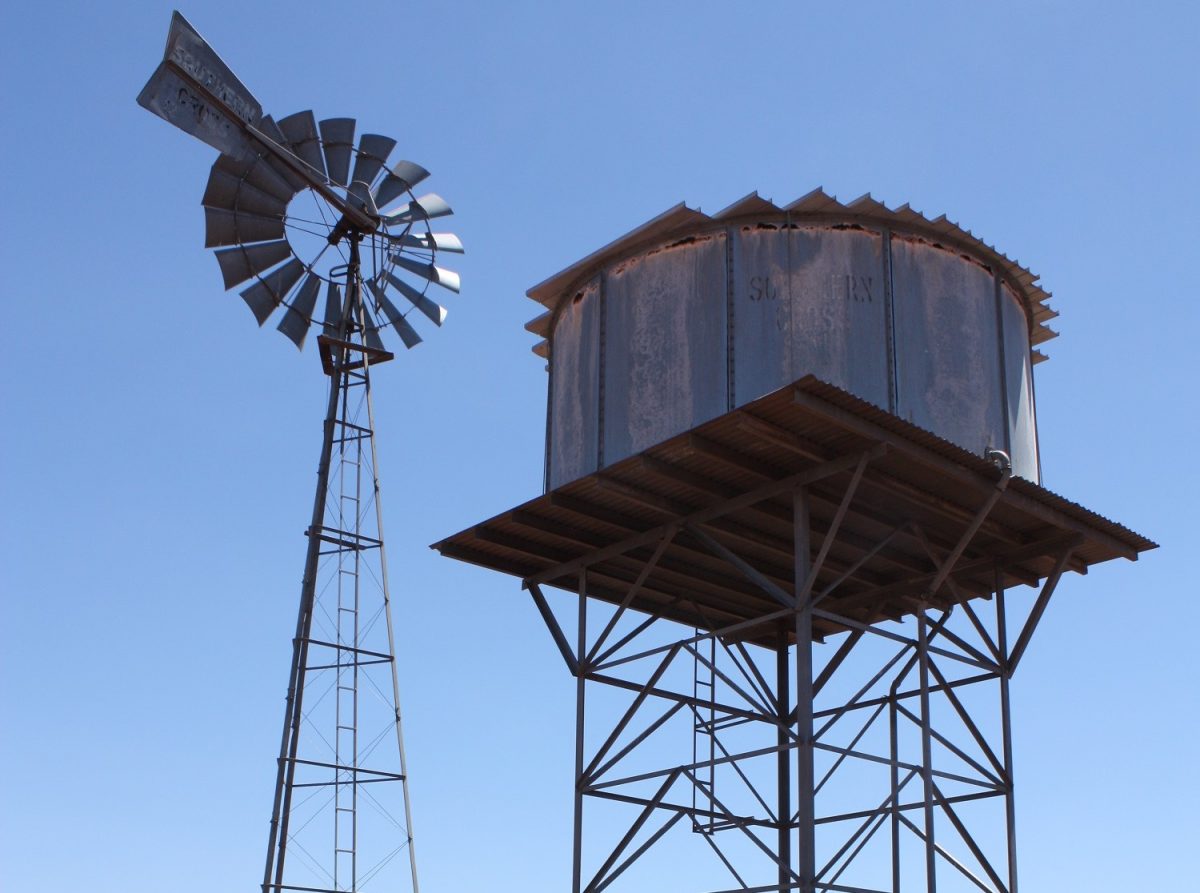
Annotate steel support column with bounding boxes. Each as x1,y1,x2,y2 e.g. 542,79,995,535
794,487,815,893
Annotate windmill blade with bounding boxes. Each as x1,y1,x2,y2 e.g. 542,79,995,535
382,193,452,224
277,110,327,182
347,133,396,213
214,239,292,290
256,116,308,192
358,301,387,353
350,134,396,191
346,182,379,217
374,161,430,210
384,272,447,327
319,118,355,186
322,281,343,336
277,272,322,348
239,258,306,325
389,254,461,294
388,231,464,254
213,153,297,204
367,279,423,349
202,167,287,218
204,208,286,248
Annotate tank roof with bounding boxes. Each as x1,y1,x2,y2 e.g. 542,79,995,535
525,190,1058,361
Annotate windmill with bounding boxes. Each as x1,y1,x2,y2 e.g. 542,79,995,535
137,12,462,893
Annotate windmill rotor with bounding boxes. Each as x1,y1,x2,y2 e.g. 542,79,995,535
139,10,462,355
202,116,461,352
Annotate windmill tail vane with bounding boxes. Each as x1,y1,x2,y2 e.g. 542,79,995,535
137,11,460,893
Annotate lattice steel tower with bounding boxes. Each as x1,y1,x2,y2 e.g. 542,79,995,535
435,193,1153,892
137,13,463,893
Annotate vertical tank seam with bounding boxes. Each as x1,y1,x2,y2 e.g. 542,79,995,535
726,226,736,411
993,274,1013,459
597,271,607,471
883,229,898,415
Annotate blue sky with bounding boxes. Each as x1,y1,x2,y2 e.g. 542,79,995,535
1,2,1197,890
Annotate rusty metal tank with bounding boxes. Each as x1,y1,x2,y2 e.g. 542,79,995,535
526,190,1057,489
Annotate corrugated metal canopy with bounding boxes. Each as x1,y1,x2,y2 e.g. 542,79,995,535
433,378,1154,647
525,190,1058,362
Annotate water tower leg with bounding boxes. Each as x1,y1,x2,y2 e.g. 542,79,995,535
794,487,816,893
776,625,791,890
572,569,588,893
996,581,1018,893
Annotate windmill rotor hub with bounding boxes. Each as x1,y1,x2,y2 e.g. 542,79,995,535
325,210,378,246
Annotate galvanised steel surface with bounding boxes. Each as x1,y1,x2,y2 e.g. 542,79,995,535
533,195,1049,489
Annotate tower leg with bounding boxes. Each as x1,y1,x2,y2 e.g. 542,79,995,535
572,570,587,893
793,488,815,893
776,626,791,890
264,346,344,893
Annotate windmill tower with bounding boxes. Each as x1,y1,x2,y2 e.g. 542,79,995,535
137,13,462,893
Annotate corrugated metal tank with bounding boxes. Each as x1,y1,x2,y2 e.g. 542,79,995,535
528,192,1056,490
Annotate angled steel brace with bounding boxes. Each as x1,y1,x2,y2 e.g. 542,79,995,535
591,812,686,893
682,767,802,885
813,629,864,697
526,581,579,676
593,596,686,669
592,741,790,793
813,523,910,608
684,639,776,718
817,769,918,884
815,644,911,740
685,522,795,608
688,598,778,712
815,701,888,794
588,671,782,731
587,525,679,663
812,741,1002,792
924,657,1007,780
584,644,682,783
893,701,1004,788
932,781,1009,893
1007,547,1075,674
798,451,871,604
818,788,1004,826
811,607,995,674
823,671,1000,720
586,769,682,893
596,606,793,673
588,702,686,784
897,813,997,893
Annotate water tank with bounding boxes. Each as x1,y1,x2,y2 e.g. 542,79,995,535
526,190,1057,489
